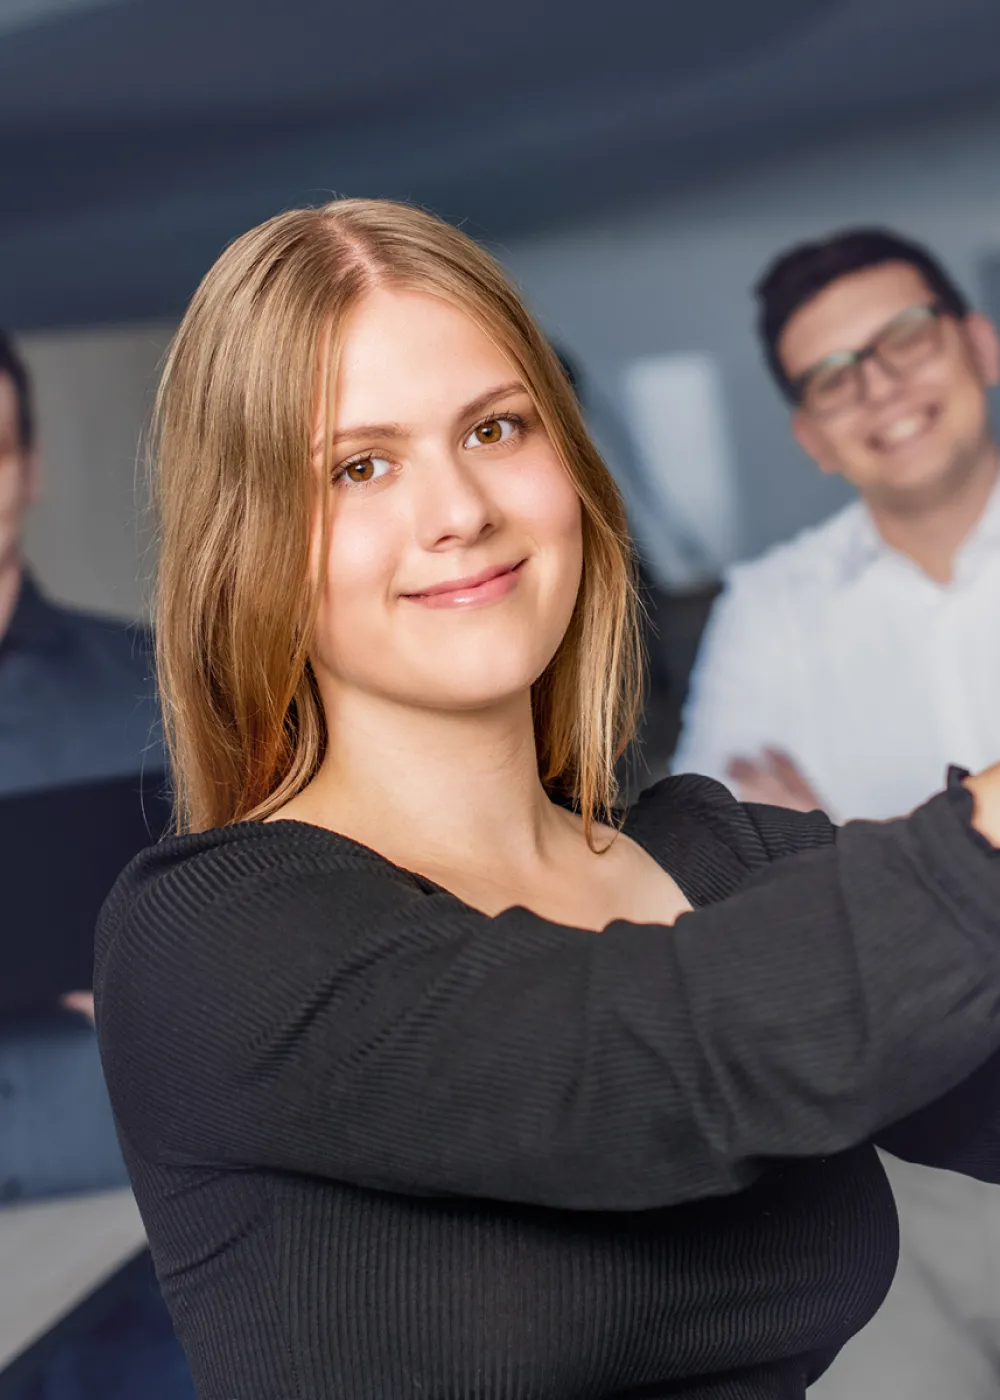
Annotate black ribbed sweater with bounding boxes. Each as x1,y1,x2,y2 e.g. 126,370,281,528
94,772,1000,1400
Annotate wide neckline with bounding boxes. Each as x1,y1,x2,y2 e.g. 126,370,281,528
236,778,701,916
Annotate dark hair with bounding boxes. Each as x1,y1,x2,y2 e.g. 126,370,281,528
0,331,34,450
756,228,971,400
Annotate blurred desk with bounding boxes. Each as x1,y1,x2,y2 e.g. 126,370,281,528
0,1187,147,1393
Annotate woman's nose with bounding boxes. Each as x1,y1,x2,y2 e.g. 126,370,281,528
412,451,497,550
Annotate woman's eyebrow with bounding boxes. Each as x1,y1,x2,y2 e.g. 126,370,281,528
321,381,528,452
325,419,406,449
453,380,528,424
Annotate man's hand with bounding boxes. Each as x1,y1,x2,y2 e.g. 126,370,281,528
726,748,828,814
60,991,96,1025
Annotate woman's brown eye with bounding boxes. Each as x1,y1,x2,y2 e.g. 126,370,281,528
345,459,375,483
466,417,517,450
337,455,393,486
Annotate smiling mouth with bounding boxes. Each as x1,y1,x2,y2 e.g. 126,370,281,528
402,559,526,608
868,404,940,453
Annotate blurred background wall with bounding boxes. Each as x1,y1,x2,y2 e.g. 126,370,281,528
21,323,171,616
5,0,1000,618
24,109,1000,617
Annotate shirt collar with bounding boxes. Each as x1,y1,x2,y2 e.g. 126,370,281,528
839,470,1000,586
0,571,70,659
838,504,884,585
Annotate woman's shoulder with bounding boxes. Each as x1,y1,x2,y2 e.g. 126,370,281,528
97,817,419,956
108,816,374,887
625,773,837,901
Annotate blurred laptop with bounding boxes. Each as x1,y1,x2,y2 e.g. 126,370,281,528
0,772,171,1013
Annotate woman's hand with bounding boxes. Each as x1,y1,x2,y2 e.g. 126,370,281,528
963,764,1000,848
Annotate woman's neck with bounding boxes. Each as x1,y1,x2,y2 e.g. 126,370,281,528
292,685,567,877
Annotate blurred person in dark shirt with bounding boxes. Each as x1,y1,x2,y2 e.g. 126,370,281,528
0,330,193,1399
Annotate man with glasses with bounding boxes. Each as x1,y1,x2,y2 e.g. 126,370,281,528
675,229,1000,1396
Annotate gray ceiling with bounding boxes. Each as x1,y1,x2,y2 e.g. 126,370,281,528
3,0,1000,329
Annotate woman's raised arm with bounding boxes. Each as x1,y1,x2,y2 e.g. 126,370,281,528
97,776,1000,1212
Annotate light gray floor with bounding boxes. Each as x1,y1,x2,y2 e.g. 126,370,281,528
0,1188,145,1373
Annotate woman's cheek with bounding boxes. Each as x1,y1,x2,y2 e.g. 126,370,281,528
505,451,583,543
325,502,401,599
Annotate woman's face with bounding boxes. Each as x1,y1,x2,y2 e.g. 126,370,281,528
310,286,584,716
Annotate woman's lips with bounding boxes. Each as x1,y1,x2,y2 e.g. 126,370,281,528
403,560,525,609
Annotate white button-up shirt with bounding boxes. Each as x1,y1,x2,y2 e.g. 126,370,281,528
673,482,1000,821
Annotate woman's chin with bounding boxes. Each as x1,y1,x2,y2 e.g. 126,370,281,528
414,681,537,714
394,638,557,707
321,637,562,717
392,662,546,714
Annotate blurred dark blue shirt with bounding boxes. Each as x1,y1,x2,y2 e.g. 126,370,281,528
0,573,163,798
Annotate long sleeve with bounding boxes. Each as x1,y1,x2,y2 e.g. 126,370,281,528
96,782,1000,1213
726,780,1000,1184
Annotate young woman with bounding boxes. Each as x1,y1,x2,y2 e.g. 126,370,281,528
96,199,1000,1400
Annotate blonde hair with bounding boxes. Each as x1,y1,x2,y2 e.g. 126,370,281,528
153,199,643,840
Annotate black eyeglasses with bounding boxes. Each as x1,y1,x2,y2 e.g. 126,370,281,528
791,303,949,416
